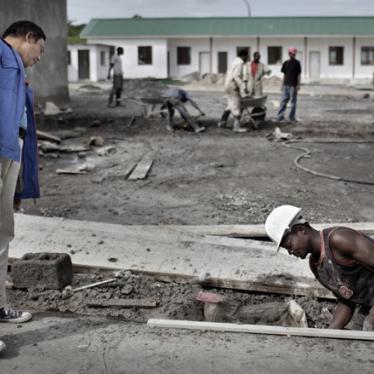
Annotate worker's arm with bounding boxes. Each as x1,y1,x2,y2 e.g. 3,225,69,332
296,61,302,91
107,63,114,79
329,228,374,271
329,301,355,329
242,64,249,94
188,99,205,116
232,62,245,91
297,74,301,91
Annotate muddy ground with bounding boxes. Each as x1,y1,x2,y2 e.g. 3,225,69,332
3,81,374,372
7,270,335,328
21,80,374,225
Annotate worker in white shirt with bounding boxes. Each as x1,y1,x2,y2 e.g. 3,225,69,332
107,47,124,107
245,51,271,97
218,49,249,133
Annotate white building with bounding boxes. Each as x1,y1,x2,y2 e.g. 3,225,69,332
67,43,111,82
77,16,374,82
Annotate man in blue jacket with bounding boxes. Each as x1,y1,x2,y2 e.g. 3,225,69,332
0,21,45,353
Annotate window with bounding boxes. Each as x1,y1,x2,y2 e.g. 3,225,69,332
361,47,374,65
236,47,250,58
100,51,106,66
138,46,153,65
177,47,191,65
268,47,282,64
67,50,71,65
329,47,344,65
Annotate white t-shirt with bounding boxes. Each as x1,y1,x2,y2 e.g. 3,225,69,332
111,55,123,75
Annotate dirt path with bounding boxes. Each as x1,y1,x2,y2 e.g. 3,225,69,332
1,312,373,374
23,86,374,225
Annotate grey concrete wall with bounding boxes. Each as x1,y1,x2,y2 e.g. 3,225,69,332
0,0,69,104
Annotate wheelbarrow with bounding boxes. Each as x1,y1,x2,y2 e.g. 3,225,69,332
240,95,267,127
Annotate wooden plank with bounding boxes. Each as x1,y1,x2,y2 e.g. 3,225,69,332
56,169,87,175
37,130,61,143
128,156,154,180
87,299,158,308
147,319,374,341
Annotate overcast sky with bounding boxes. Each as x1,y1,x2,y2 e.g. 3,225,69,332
68,0,374,24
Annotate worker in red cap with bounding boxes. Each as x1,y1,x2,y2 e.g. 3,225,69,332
276,47,302,122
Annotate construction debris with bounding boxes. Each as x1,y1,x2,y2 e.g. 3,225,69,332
197,291,307,328
37,130,61,143
87,298,158,308
128,155,154,180
87,136,105,147
11,252,72,290
96,145,117,156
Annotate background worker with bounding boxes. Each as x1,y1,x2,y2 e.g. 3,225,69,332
276,47,301,122
265,205,374,331
107,47,124,107
162,87,206,133
245,51,271,97
0,20,45,353
218,49,249,133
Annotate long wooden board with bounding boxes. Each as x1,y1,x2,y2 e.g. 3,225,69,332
128,155,154,180
147,319,374,341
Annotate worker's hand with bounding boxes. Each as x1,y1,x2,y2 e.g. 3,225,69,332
296,85,301,92
244,88,249,95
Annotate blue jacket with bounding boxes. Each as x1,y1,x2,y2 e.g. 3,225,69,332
15,85,40,200
0,38,26,161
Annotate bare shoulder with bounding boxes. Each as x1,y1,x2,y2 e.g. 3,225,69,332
329,228,359,257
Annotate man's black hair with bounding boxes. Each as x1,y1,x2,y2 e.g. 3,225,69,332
117,47,124,54
2,20,46,41
237,48,249,59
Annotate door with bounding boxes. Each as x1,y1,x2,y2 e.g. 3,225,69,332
199,52,210,76
309,51,320,79
218,51,228,74
78,49,90,80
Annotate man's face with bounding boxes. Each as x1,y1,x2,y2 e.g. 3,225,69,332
280,227,310,259
289,52,296,60
19,33,45,67
254,53,260,62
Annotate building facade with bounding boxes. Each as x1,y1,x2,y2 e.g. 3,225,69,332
79,17,374,83
68,44,111,82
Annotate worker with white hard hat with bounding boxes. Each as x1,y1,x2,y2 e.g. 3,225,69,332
265,205,374,331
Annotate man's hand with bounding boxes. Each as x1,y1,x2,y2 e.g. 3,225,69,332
296,85,301,92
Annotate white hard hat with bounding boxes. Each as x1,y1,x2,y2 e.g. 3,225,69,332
265,205,306,250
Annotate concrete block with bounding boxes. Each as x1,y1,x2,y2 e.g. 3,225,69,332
12,253,72,290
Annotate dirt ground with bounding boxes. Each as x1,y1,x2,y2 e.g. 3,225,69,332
3,81,374,371
21,80,374,225
2,313,373,374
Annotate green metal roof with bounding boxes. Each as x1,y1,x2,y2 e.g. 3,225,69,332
81,17,374,38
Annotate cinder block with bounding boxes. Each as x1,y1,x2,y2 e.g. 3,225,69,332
12,253,73,290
